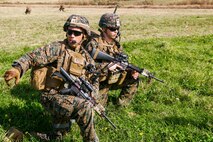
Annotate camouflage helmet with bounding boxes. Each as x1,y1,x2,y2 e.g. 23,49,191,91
63,14,90,36
99,13,120,28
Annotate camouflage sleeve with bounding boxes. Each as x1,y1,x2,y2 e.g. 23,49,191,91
13,41,62,76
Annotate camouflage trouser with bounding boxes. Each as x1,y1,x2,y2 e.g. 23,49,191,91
99,71,139,107
41,93,99,142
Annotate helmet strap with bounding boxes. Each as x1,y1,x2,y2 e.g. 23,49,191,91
116,29,121,42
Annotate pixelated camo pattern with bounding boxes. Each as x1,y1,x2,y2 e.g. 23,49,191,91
68,14,89,25
14,41,62,75
88,36,139,107
41,94,99,142
13,39,99,141
99,13,120,28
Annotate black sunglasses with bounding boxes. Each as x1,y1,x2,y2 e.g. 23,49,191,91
108,27,119,32
67,30,83,36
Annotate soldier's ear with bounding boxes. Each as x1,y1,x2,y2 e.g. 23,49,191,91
82,34,88,41
82,31,88,40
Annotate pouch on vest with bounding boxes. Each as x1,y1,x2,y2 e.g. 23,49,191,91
69,50,86,77
31,66,63,91
99,75,107,82
117,70,127,85
31,66,48,90
45,66,63,90
107,70,127,85
107,70,121,84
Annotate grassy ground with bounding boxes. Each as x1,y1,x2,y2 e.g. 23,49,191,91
0,7,212,142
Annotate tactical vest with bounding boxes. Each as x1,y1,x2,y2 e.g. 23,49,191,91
31,42,87,91
91,37,127,85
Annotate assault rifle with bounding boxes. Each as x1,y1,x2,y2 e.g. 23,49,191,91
53,67,117,129
90,48,164,83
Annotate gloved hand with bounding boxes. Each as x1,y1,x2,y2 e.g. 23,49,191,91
131,70,140,80
4,68,21,86
108,62,123,71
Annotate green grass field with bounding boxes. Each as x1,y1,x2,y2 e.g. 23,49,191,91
0,6,212,142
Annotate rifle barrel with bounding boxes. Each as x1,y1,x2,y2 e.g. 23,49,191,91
127,64,143,73
151,75,164,83
102,113,117,129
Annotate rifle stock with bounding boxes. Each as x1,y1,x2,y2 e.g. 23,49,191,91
91,48,114,61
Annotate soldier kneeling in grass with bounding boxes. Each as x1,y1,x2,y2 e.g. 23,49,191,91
4,14,100,142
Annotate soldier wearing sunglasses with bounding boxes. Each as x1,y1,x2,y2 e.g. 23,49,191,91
85,13,139,107
4,15,100,142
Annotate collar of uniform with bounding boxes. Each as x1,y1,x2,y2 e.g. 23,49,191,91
101,37,115,47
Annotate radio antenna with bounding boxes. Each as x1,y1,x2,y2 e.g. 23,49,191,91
113,5,118,14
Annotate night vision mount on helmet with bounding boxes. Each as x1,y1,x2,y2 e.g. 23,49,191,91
63,14,91,36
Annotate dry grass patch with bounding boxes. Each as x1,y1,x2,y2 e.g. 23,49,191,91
0,7,212,52
0,0,213,6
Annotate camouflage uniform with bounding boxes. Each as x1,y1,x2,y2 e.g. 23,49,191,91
8,15,99,142
86,13,139,107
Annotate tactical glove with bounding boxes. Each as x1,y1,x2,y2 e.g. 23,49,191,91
131,70,139,80
108,62,123,71
4,67,21,86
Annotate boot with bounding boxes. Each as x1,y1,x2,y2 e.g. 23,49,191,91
4,127,23,142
